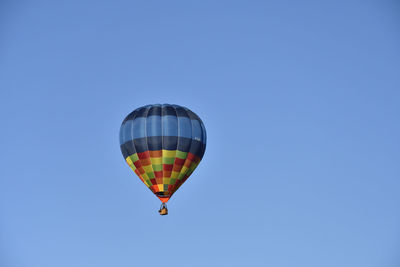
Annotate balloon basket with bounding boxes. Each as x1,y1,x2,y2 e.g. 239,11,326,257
158,203,168,216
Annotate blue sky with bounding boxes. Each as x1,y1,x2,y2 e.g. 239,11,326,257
1,0,399,266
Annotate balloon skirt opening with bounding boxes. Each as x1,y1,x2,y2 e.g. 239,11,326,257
158,196,170,203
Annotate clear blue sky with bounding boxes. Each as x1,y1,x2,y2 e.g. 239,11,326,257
1,1,399,266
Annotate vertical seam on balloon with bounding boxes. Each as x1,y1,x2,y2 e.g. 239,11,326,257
171,107,194,196
182,117,206,185
131,108,153,190
170,107,188,194
144,105,157,191
200,119,207,158
120,119,129,160
161,104,164,192
167,105,179,195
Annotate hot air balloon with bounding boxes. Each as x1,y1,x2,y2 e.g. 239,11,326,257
119,104,206,215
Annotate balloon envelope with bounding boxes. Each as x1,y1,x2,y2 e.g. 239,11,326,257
119,104,206,203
